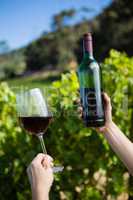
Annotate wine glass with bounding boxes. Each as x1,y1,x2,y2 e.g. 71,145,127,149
16,88,64,173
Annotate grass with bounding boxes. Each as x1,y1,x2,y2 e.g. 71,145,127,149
7,70,61,89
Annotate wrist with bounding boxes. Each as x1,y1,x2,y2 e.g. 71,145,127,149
32,186,49,200
106,120,114,128
102,121,114,134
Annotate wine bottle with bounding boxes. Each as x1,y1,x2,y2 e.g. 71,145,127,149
78,33,105,127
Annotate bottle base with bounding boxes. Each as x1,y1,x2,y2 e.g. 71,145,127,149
84,118,105,127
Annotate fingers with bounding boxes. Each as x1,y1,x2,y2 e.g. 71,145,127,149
73,96,83,119
30,153,53,169
103,92,111,105
77,106,83,118
73,98,81,106
42,155,54,169
32,153,46,164
44,154,53,163
103,92,110,103
102,92,112,110
75,98,81,104
77,106,83,113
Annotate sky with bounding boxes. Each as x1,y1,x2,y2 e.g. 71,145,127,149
0,0,112,50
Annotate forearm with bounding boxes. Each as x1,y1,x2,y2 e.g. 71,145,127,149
103,122,133,175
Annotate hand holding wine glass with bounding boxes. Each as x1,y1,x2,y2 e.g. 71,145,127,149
16,88,63,173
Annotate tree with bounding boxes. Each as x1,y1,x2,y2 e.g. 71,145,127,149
52,9,76,31
0,41,10,55
93,0,133,60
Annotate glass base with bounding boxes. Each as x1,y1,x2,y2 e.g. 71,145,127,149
53,166,64,173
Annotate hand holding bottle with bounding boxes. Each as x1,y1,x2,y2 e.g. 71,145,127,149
77,92,112,131
77,92,133,175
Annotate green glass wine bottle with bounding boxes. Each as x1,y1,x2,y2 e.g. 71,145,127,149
78,33,105,127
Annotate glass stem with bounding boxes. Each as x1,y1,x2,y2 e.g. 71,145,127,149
38,133,64,173
38,133,47,154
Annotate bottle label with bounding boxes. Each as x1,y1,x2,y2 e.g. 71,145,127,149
80,88,104,118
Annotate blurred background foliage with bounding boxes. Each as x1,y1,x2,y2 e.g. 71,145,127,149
0,0,133,199
0,50,133,199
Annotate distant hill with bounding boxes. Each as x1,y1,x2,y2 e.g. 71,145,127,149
0,0,133,80
0,48,25,80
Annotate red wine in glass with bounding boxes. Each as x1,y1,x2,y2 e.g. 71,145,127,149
19,116,53,134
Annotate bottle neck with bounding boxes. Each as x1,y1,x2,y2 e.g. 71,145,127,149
83,34,94,59
83,51,93,60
